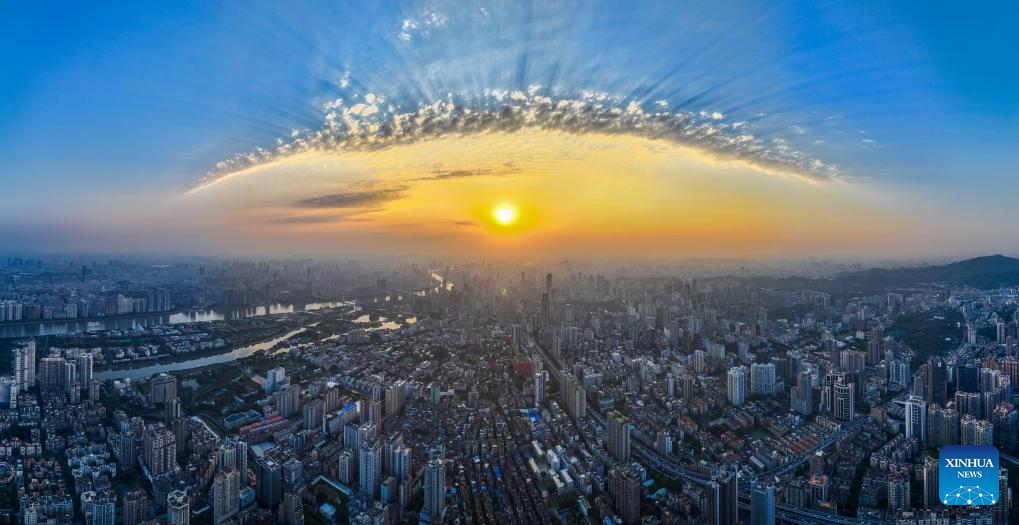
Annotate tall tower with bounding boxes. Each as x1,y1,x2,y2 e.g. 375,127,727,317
212,468,240,525
833,380,855,421
166,490,190,525
608,466,641,525
707,468,738,525
424,450,446,519
750,478,775,525
123,489,147,525
359,439,382,501
606,410,631,462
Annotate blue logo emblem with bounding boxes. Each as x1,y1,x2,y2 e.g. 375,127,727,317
939,445,1000,505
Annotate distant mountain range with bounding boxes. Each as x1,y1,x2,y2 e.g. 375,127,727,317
749,255,1019,292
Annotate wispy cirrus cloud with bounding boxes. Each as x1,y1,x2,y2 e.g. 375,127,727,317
295,188,407,209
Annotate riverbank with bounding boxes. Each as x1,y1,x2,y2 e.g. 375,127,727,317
0,308,183,328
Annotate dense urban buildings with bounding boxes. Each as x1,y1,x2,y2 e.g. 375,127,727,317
2,254,1019,524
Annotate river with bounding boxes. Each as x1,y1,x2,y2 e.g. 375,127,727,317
0,301,351,338
88,272,448,381
95,326,311,381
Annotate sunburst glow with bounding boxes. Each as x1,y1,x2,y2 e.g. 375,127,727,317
492,204,518,226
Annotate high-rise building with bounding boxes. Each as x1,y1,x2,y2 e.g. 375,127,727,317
359,439,382,501
791,370,812,415
212,468,241,525
91,491,116,525
164,396,181,423
707,468,738,525
424,450,446,519
338,450,356,485
38,356,68,391
904,396,927,443
931,405,960,448
273,384,301,418
960,415,994,446
833,380,855,421
235,439,248,480
123,489,148,525
303,398,323,430
606,410,630,462
887,472,910,511
993,467,1009,525
750,478,775,525
385,380,406,416
256,456,283,509
283,458,303,488
166,490,190,525
727,366,747,406
750,363,776,396
14,340,35,391
116,431,136,473
150,373,177,404
992,404,1018,453
922,456,940,510
279,489,304,525
75,353,93,386
265,367,286,393
560,372,586,419
608,466,641,525
534,371,546,407
923,358,948,405
143,424,177,476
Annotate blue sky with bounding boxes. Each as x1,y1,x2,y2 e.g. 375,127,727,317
2,1,1017,256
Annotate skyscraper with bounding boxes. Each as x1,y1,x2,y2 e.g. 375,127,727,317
904,395,927,443
91,491,116,525
212,468,241,525
150,373,177,404
750,363,776,396
992,404,1018,453
359,439,382,501
992,467,1009,525
166,490,190,525
727,366,747,406
14,340,35,391
608,466,641,525
424,450,446,519
606,410,631,462
791,370,813,415
707,468,738,525
279,489,304,525
924,357,948,405
123,489,148,525
922,456,940,510
833,380,855,421
750,478,775,525
273,384,301,418
256,456,282,509
143,424,177,476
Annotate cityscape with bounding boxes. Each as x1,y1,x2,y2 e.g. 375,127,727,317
3,2,1019,525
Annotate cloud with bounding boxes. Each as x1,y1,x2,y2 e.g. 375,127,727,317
195,90,844,191
267,214,375,225
295,188,406,209
412,164,518,182
398,8,447,42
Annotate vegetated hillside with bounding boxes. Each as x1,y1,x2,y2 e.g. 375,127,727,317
748,255,1019,292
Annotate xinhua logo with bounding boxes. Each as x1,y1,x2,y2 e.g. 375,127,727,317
939,445,1000,505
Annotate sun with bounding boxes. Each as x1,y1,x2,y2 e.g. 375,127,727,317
492,204,518,226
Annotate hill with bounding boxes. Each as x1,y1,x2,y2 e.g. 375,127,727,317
749,255,1019,292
